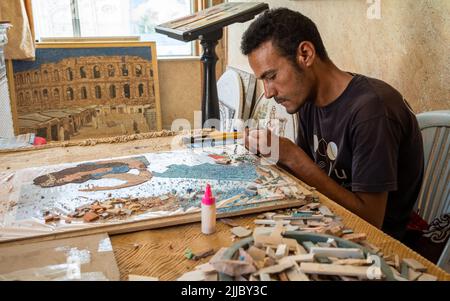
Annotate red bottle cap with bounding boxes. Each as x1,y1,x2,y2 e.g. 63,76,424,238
202,184,215,206
33,136,47,146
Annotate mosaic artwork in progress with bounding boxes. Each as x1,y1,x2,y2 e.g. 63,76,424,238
0,145,312,242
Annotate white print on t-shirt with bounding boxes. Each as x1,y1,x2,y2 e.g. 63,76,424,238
313,135,348,180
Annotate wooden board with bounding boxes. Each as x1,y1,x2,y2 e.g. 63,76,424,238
0,233,119,280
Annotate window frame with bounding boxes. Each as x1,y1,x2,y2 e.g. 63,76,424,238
29,0,202,58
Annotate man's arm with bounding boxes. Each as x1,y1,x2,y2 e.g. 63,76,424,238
281,137,387,228
245,129,388,228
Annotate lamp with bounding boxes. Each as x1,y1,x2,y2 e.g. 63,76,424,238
155,2,269,127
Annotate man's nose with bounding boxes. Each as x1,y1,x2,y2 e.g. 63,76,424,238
263,81,277,99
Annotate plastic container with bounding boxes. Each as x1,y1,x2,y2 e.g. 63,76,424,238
201,184,216,235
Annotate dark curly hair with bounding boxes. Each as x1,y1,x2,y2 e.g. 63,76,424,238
241,8,328,62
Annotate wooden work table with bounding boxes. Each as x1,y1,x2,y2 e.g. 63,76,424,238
111,213,258,280
110,210,450,281
1,133,449,281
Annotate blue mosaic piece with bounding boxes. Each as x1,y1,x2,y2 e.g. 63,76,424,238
154,163,258,182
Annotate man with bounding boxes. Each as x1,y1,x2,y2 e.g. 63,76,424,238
242,8,424,240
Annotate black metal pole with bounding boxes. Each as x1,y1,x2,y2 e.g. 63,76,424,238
200,30,223,126
70,0,81,37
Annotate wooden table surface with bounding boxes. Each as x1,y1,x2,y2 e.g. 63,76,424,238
111,213,258,281
1,134,449,280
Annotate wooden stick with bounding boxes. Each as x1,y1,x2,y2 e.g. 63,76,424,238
309,247,365,259
299,263,371,279
402,258,427,272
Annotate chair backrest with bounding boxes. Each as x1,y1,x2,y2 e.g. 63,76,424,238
437,237,450,273
416,110,450,272
415,110,450,224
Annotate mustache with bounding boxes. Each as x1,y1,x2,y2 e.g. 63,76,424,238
274,97,289,104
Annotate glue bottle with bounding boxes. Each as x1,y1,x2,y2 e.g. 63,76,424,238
201,184,216,235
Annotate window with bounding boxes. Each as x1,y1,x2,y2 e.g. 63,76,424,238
122,64,129,76
54,89,60,100
34,90,40,101
110,85,116,98
95,86,102,99
67,68,73,81
138,83,144,97
81,87,88,99
34,72,40,83
32,0,195,57
80,67,87,78
67,88,74,100
135,65,142,77
93,66,101,78
124,84,131,98
108,65,115,77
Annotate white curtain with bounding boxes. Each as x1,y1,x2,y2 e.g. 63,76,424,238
0,0,35,60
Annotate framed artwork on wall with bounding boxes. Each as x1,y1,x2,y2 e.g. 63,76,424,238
226,66,257,121
6,41,162,142
217,68,243,132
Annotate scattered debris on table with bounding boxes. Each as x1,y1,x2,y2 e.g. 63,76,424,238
231,226,252,238
43,195,180,223
185,248,215,261
177,203,439,281
220,218,240,227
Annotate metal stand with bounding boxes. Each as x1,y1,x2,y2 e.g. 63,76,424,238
155,2,269,128
199,29,223,125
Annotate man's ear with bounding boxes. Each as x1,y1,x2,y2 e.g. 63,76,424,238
296,41,316,67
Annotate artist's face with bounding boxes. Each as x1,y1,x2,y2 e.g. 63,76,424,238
248,40,316,114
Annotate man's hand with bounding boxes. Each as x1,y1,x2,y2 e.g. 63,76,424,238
280,143,388,229
244,128,387,229
244,128,272,156
244,128,298,166
245,128,288,163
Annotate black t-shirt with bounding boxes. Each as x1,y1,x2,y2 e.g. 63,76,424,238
296,74,424,240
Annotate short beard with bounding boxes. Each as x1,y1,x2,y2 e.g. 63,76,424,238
286,58,316,110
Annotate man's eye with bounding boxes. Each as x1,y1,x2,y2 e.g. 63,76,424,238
267,74,276,80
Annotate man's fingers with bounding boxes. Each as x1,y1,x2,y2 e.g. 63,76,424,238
249,129,267,140
244,127,250,150
244,129,276,157
247,135,259,155
245,128,258,149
